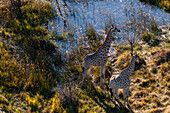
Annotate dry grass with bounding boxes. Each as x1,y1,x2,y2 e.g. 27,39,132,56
0,0,169,112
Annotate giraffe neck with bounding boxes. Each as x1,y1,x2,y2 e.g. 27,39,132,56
101,28,113,54
126,57,136,77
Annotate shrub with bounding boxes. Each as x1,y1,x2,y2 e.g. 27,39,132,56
115,45,130,56
134,78,141,83
0,43,26,91
59,87,79,112
161,95,169,102
0,95,9,105
165,74,170,82
0,0,62,95
86,25,104,51
160,62,169,76
116,51,145,71
150,19,160,33
159,0,170,12
139,0,170,13
147,107,166,113
134,90,149,98
139,78,156,88
48,93,64,113
1,0,56,36
139,80,149,87
141,31,160,46
135,56,146,71
116,51,131,70
151,66,158,74
143,96,150,102
152,97,162,106
139,0,160,6
155,50,170,65
131,100,147,109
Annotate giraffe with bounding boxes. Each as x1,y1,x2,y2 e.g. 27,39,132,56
109,41,140,108
81,25,120,87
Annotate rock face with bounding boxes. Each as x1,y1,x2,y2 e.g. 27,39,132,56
158,23,170,40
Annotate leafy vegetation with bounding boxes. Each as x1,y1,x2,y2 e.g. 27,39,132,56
0,0,169,112
0,0,62,97
141,31,160,46
86,25,104,51
139,0,170,13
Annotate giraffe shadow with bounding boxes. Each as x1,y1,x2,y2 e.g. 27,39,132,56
82,82,134,113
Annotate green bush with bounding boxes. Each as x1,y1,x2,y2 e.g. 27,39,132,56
139,0,170,13
134,90,149,98
140,0,160,6
151,19,159,33
1,0,56,36
116,51,131,70
159,0,170,12
139,78,156,87
86,25,104,51
155,50,170,65
0,0,62,95
115,45,130,56
141,31,160,46
0,42,25,91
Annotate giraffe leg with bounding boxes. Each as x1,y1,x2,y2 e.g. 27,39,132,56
103,65,106,84
81,66,90,87
88,67,91,82
123,88,126,108
100,66,104,87
116,88,121,105
112,89,118,106
114,89,118,104
112,89,116,101
126,87,130,107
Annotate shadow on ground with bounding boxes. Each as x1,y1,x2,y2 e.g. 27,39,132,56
81,82,134,113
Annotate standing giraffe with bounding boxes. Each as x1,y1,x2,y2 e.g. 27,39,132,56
81,25,120,87
110,40,140,108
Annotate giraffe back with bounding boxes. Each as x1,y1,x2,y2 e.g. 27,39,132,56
110,74,131,89
84,50,108,67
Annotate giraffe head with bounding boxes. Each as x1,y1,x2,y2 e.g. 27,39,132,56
110,25,121,33
133,53,140,61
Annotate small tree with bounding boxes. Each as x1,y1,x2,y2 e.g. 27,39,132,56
10,0,21,7
10,0,22,19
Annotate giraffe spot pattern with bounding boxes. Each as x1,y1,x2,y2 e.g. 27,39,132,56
82,26,120,87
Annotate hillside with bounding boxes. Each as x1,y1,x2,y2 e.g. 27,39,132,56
0,0,169,112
